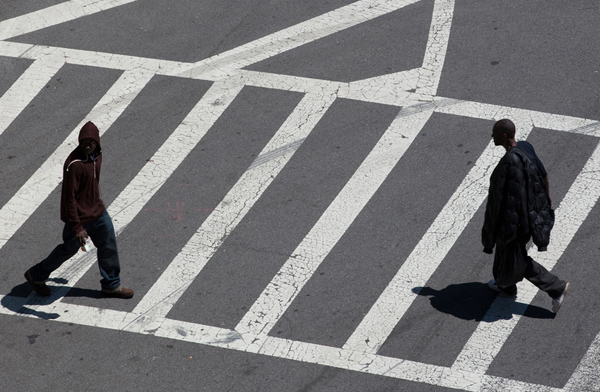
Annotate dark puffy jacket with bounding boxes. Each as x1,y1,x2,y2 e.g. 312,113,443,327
482,146,554,252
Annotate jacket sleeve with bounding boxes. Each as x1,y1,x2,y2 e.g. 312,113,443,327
526,159,554,251
63,164,85,235
482,161,507,253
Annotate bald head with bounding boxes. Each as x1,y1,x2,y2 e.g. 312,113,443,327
491,119,517,149
493,119,516,138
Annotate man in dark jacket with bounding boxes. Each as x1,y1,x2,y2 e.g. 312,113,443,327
24,121,134,299
482,119,568,313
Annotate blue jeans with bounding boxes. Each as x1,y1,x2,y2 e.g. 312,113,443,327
30,210,121,290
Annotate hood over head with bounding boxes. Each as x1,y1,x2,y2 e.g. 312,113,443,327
79,121,101,146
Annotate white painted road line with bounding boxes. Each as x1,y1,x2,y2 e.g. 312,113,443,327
343,114,535,354
0,57,63,135
452,139,600,375
108,80,245,234
235,107,433,342
564,330,600,392
414,0,454,98
126,92,337,332
0,293,563,392
2,0,600,389
0,0,142,40
433,98,600,136
24,79,245,305
0,41,188,78
0,69,153,250
186,0,422,79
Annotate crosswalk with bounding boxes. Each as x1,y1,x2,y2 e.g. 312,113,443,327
1,1,600,391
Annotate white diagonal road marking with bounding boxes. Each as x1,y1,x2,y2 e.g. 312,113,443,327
0,69,153,249
343,114,535,354
24,79,245,304
125,91,337,333
235,107,433,342
0,57,63,135
0,0,142,40
452,139,600,375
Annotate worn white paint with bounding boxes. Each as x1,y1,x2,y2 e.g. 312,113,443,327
236,108,433,342
127,92,337,333
1,0,600,391
0,70,153,249
0,0,142,41
0,57,63,135
452,140,600,375
0,292,564,392
343,116,534,354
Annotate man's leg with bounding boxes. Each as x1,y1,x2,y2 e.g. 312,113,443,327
88,210,121,291
523,253,567,299
29,223,80,281
491,242,524,297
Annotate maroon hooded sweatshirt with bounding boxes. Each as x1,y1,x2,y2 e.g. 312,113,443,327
60,121,106,235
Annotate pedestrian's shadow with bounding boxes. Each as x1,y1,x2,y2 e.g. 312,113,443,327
1,281,103,320
413,282,555,322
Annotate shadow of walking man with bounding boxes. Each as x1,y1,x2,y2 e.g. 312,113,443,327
1,281,103,320
413,282,554,322
1,283,60,320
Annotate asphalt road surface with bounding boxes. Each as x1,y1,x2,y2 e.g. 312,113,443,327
1,1,599,391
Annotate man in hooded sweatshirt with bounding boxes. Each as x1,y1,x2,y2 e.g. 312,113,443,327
24,121,134,299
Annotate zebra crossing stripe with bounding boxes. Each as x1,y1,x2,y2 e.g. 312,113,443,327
343,114,535,354
184,0,422,79
433,98,600,136
0,69,153,250
0,0,142,41
0,293,564,392
452,139,600,375
21,79,245,306
126,92,337,332
0,57,63,135
564,330,600,392
235,107,433,341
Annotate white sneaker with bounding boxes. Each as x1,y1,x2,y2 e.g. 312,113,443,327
552,282,570,314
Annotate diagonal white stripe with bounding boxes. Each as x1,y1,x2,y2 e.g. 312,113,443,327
563,330,600,392
0,69,153,250
452,139,600,375
185,0,421,78
125,92,337,333
0,57,63,135
235,107,433,341
343,115,535,354
0,0,142,40
23,79,245,305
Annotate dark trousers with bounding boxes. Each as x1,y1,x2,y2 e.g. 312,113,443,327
493,240,565,299
30,210,121,290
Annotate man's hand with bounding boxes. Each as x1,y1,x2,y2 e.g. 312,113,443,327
75,230,88,247
483,247,493,254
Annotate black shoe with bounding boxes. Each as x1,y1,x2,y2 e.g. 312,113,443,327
102,286,134,299
24,270,51,296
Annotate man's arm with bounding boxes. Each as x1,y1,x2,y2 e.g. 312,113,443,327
544,176,552,205
63,165,88,245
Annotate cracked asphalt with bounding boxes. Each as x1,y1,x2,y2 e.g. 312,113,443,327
1,1,600,391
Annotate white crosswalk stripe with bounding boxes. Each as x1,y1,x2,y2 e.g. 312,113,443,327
1,1,599,391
